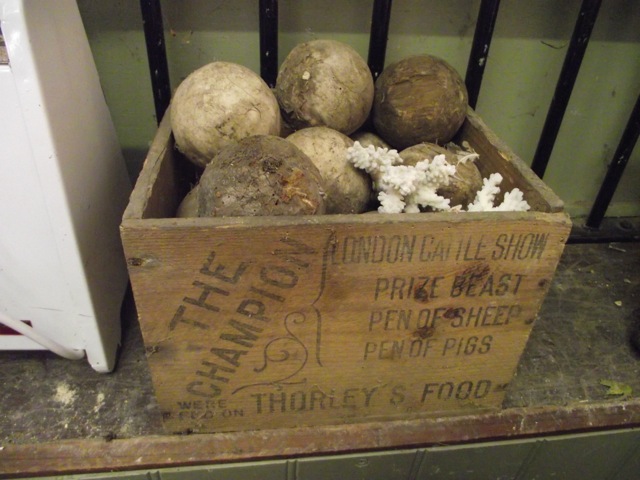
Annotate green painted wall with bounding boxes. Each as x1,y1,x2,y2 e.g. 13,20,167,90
77,0,640,218
24,428,640,479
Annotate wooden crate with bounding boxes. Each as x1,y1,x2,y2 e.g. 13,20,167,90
120,108,571,434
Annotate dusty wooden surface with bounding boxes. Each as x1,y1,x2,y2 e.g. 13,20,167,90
0,241,638,477
122,212,570,433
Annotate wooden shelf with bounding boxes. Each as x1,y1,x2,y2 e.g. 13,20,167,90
0,241,639,478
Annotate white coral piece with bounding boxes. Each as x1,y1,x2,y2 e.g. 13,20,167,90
346,141,402,174
378,165,422,196
467,173,530,212
493,188,530,211
415,155,456,187
378,190,406,214
347,142,457,213
467,173,503,211
347,142,530,213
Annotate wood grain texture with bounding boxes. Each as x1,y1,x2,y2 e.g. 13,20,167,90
458,109,565,213
1,242,638,478
1,401,638,478
120,107,571,434
121,213,570,433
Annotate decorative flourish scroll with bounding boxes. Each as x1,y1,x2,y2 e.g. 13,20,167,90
232,308,322,394
231,233,339,395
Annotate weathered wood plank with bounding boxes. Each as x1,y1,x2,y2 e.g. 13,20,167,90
457,109,565,213
121,212,570,433
1,401,639,478
120,106,571,434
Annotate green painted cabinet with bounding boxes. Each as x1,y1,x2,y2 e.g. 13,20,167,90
30,428,640,480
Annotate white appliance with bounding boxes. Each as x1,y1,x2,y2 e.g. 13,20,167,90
0,0,131,372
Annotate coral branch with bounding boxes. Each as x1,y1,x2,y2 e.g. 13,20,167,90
347,141,530,213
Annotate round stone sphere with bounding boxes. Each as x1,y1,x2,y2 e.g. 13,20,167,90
287,127,372,214
275,39,374,135
171,61,281,168
197,135,326,217
373,55,468,149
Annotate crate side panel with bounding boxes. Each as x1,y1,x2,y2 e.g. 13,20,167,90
121,213,570,433
459,109,565,213
123,109,197,220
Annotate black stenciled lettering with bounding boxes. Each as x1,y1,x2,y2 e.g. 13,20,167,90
210,347,247,367
450,272,525,298
363,338,436,360
196,360,234,382
495,274,511,296
289,391,307,411
479,335,493,353
391,277,407,298
237,298,270,322
441,335,493,356
492,233,549,261
340,236,357,264
530,233,549,259
383,235,416,263
456,381,473,400
371,236,386,263
176,399,227,410
450,275,466,298
169,305,209,331
419,236,451,262
220,319,263,348
248,387,383,413
421,380,492,403
362,387,378,406
249,286,285,303
270,392,287,413
478,276,495,296
438,382,454,400
260,264,298,289
186,381,222,398
456,236,487,261
200,251,249,283
309,389,326,410
332,235,419,264
390,385,406,405
183,280,229,312
373,276,442,301
339,236,389,264
342,388,359,408
374,278,389,300
357,236,372,263
251,393,267,414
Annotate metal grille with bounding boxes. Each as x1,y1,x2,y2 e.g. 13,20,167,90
139,0,639,243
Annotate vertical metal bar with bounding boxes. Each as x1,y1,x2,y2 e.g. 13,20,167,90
465,0,501,109
530,0,601,178
140,0,171,124
367,0,393,80
586,92,640,229
259,0,278,87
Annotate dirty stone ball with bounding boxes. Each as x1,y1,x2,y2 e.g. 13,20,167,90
287,126,372,214
171,61,281,168
373,55,468,149
350,130,392,150
196,135,326,217
176,185,199,218
275,39,374,135
400,142,482,208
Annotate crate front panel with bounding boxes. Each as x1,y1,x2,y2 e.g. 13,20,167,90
122,212,569,433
